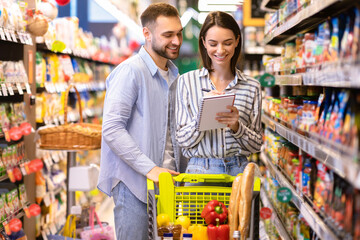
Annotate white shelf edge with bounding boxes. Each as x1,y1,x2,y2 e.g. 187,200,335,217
260,187,293,240
245,46,283,55
260,152,340,240
43,81,106,94
270,60,360,87
0,27,33,46
261,114,360,189
265,0,341,44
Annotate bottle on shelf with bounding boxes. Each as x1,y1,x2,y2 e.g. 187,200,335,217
163,232,173,240
182,233,192,240
233,230,241,240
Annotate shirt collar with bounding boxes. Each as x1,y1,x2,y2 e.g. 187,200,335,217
138,46,178,78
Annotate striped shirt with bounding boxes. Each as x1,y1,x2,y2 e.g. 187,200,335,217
176,67,263,159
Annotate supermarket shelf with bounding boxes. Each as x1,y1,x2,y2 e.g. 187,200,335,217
36,43,115,66
264,0,349,45
259,220,271,240
0,204,28,232
260,187,293,240
0,174,8,182
0,28,33,46
272,60,360,87
261,0,283,10
275,74,302,85
245,46,283,55
260,152,339,240
41,81,106,94
261,114,360,188
0,83,30,97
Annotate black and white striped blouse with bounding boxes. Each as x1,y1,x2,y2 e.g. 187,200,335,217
175,67,263,159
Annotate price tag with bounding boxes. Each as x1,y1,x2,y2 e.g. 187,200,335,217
51,152,60,163
11,30,17,42
4,28,12,41
50,82,55,93
16,83,24,95
43,193,51,207
1,83,8,96
53,117,60,126
28,34,33,45
44,82,50,92
25,82,31,94
50,223,57,235
299,138,304,149
307,142,315,156
268,120,276,132
60,151,67,160
0,27,6,40
62,82,67,92
42,231,49,240
18,32,25,44
6,83,14,95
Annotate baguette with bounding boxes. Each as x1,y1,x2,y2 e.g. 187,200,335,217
239,163,255,240
229,175,242,237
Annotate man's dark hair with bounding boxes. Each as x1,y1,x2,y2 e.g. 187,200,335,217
140,3,179,28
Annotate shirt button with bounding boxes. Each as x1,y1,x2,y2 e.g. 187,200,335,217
221,145,224,148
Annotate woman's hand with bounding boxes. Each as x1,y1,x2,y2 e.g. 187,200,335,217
216,105,239,132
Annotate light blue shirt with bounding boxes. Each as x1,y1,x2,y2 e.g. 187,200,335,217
98,46,180,203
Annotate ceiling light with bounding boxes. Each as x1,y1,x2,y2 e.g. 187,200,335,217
198,0,243,12
93,0,144,42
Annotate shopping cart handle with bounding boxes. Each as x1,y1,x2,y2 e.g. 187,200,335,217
173,173,235,183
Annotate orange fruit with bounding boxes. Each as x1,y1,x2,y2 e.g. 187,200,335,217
175,216,191,229
157,213,170,227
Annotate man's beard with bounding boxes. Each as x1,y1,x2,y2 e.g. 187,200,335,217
152,42,179,60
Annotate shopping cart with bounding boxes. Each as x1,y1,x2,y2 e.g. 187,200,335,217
147,172,261,240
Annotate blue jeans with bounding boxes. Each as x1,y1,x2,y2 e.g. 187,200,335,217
112,182,148,240
185,155,249,176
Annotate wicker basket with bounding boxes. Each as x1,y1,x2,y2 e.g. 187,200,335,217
38,84,102,150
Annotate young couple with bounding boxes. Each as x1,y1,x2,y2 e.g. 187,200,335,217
98,3,263,240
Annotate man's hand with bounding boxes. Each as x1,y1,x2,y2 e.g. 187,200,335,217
146,166,179,185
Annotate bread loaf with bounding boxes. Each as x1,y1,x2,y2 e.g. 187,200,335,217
229,175,242,237
239,163,255,240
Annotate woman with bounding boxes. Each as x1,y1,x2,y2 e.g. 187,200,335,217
175,11,263,176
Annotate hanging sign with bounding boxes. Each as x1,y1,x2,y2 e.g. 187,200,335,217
259,73,276,87
260,207,272,220
276,187,292,203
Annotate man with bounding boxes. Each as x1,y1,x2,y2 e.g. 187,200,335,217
97,3,183,240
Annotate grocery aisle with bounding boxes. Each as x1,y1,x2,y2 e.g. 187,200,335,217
258,0,360,239
1,0,360,239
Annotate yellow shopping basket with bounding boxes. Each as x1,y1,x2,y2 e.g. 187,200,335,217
147,172,261,240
